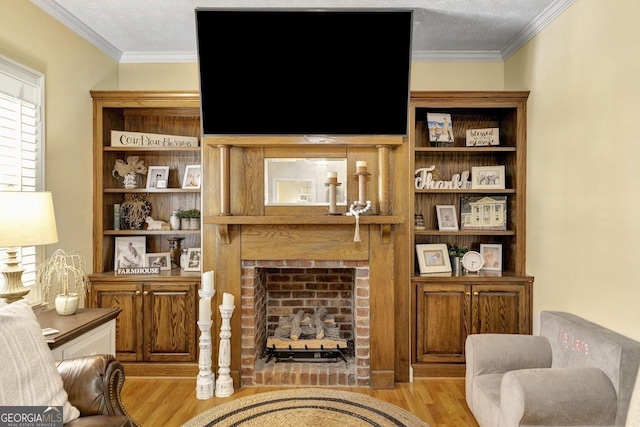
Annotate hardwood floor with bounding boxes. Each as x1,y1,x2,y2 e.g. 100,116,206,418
121,377,480,427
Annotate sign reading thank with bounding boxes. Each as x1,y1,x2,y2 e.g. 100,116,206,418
116,267,161,275
111,130,198,148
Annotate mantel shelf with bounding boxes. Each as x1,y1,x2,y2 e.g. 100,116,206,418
203,215,404,225
205,215,404,245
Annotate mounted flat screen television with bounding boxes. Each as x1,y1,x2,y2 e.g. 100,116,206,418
195,9,413,136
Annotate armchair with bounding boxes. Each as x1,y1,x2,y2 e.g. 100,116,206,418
56,354,139,427
465,311,640,427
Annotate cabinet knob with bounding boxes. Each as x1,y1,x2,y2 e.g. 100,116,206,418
465,292,471,296
473,291,479,296
143,291,149,296
135,290,141,296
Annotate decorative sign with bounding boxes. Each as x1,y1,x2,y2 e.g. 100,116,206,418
111,130,199,148
116,267,160,275
465,128,499,146
415,165,471,190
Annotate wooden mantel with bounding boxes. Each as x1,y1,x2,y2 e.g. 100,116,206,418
201,133,412,389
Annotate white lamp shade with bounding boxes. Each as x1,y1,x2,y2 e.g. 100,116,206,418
0,192,58,247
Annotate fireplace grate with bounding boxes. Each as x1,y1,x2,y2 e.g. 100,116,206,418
263,340,354,366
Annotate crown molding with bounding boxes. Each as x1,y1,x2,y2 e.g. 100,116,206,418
31,0,122,62
120,52,198,64
501,0,576,60
412,50,503,63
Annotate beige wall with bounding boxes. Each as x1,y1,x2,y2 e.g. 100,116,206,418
7,1,634,343
0,1,118,294
505,0,640,340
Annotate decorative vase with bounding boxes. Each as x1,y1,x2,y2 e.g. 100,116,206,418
189,218,200,230
55,293,80,316
451,257,462,275
181,218,189,229
122,172,140,189
170,211,181,230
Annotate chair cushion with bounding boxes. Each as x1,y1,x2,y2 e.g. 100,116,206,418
0,300,80,424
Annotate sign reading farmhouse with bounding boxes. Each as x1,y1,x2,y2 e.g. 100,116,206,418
111,130,199,148
116,267,160,275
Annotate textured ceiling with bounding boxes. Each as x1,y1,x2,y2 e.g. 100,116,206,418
31,0,574,63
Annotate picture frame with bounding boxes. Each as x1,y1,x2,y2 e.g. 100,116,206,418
460,196,507,230
480,243,503,271
146,166,170,189
182,164,201,189
471,165,505,190
416,244,452,274
183,247,202,272
155,178,167,189
114,236,146,270
144,252,171,271
436,205,458,231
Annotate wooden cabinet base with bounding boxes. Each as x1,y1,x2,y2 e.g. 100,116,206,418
412,363,465,378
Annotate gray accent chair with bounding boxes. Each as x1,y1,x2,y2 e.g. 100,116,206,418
465,311,640,427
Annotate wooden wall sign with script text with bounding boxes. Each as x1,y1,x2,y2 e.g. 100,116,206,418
111,131,199,148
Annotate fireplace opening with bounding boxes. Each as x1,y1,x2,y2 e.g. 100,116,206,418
241,260,370,387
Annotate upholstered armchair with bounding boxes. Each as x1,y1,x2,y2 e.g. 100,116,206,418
56,354,139,427
465,311,640,427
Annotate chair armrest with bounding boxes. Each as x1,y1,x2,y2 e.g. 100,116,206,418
465,334,552,409
466,334,553,376
55,354,132,419
499,367,617,427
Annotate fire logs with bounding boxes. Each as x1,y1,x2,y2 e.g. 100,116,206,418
272,307,341,341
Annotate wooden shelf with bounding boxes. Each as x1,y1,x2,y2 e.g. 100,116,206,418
104,188,200,194
104,147,200,152
103,229,201,236
415,189,516,194
414,229,515,236
414,147,516,153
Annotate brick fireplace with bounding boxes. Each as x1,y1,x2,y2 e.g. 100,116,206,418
203,140,408,389
240,260,370,387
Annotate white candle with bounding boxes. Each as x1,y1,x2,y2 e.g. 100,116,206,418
356,161,367,168
199,297,211,323
222,292,235,308
202,270,215,292
327,171,337,178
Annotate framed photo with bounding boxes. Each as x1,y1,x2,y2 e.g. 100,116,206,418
436,205,458,231
146,166,170,189
416,244,452,274
471,166,505,190
183,247,202,272
144,252,171,271
480,243,503,271
182,165,201,189
155,178,167,189
460,196,507,230
114,236,146,270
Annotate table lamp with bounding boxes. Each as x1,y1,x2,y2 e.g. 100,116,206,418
0,191,58,302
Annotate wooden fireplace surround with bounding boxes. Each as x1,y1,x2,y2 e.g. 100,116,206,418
201,136,411,390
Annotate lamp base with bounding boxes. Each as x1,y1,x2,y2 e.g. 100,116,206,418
0,248,30,303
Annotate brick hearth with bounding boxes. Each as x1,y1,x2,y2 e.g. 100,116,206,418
240,260,370,387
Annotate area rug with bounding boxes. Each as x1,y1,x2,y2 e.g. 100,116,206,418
182,388,429,427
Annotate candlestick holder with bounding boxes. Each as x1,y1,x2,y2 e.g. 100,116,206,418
324,180,342,215
215,304,235,397
196,289,215,400
354,169,371,209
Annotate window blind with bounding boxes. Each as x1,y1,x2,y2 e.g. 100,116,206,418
0,55,44,292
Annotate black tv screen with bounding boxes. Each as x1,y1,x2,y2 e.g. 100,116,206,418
195,9,412,136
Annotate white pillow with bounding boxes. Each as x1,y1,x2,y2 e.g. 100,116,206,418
0,300,80,423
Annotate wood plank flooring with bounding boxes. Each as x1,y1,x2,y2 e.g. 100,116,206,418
121,377,480,426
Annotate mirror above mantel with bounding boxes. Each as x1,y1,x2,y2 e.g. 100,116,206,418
264,158,348,206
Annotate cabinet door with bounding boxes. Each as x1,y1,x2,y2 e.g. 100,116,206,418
471,283,528,335
416,283,470,363
143,282,197,362
89,283,143,361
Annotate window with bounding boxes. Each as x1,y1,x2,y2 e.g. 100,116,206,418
0,55,45,301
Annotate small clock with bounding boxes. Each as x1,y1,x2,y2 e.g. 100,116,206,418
462,251,484,273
